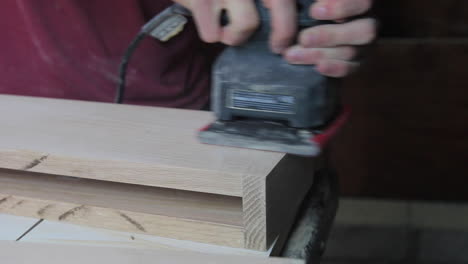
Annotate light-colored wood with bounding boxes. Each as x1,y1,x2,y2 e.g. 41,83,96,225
0,95,284,197
0,163,316,251
0,214,40,241
0,193,243,248
21,220,267,256
0,242,304,264
0,95,317,251
0,169,243,248
0,169,242,225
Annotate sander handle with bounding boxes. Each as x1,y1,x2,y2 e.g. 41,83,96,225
237,0,322,42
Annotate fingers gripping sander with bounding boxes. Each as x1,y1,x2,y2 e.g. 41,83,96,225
199,0,347,157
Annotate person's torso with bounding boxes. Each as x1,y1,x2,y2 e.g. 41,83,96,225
0,0,220,109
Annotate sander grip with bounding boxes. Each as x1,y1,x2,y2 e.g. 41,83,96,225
243,0,326,44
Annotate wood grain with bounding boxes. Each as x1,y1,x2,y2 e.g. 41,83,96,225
0,169,244,248
242,168,267,250
0,160,317,251
0,194,244,248
21,220,267,256
0,95,284,197
0,95,318,250
0,169,242,225
0,242,304,264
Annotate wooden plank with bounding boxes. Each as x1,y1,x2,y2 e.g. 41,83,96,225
0,95,284,197
0,95,317,251
0,161,316,251
0,214,40,241
0,169,244,248
0,194,244,248
0,169,242,225
0,242,304,264
20,220,267,256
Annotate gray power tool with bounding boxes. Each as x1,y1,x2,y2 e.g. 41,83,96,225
198,0,347,156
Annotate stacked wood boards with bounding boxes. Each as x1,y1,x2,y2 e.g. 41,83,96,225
0,95,316,252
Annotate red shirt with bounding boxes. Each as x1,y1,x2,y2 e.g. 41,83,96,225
0,0,220,109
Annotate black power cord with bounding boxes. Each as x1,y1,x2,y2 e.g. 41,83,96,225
114,4,190,104
115,32,146,104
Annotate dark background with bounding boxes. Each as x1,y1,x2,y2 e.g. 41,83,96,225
330,0,468,201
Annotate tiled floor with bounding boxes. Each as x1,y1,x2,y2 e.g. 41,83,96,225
322,199,468,264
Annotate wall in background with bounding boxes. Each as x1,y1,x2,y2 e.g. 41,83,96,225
330,0,468,200
374,0,468,38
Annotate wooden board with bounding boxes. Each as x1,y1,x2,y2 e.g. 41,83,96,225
0,95,284,197
0,158,315,251
0,214,40,241
0,169,242,226
0,95,316,251
0,242,304,264
20,220,267,256
0,169,244,248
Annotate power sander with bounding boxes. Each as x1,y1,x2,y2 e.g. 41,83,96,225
116,0,349,157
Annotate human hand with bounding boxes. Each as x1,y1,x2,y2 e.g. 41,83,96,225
279,0,377,77
173,0,377,77
172,0,260,45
